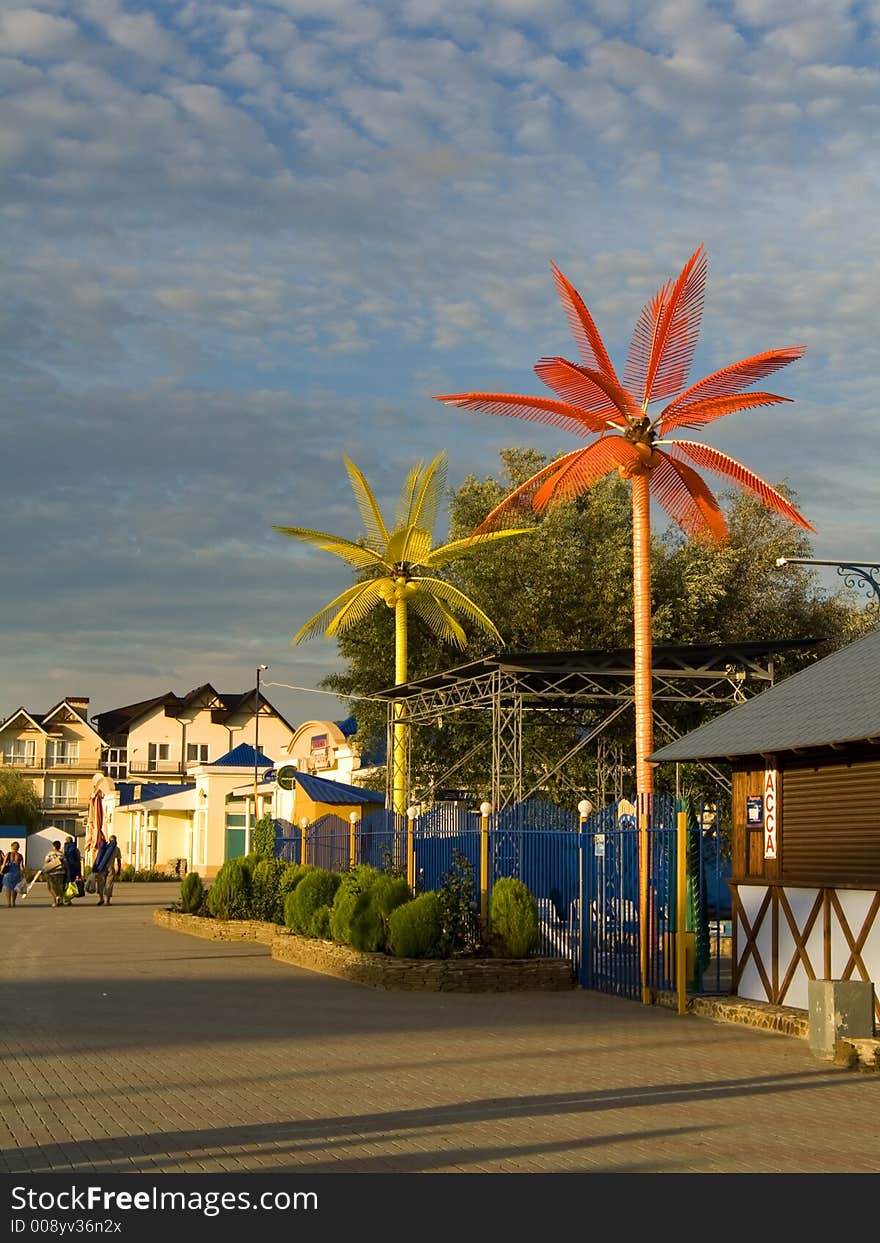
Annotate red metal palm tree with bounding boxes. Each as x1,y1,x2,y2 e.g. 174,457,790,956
434,246,812,799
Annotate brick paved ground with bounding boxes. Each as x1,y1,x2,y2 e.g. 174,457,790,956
2,883,878,1174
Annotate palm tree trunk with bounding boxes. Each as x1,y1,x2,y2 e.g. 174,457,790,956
631,470,654,1005
631,471,654,796
391,597,408,816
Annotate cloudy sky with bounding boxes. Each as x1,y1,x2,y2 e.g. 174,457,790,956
2,0,879,733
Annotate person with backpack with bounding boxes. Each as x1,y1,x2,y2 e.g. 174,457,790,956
43,840,68,907
92,835,122,906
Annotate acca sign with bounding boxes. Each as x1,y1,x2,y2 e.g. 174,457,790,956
763,766,778,860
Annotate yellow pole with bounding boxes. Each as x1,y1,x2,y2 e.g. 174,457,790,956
406,806,416,890
479,801,491,932
676,807,688,1016
392,595,408,816
349,811,359,870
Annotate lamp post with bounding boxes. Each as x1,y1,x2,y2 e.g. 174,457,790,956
775,557,880,606
254,664,268,842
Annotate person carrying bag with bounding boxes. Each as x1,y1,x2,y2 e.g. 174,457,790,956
43,841,68,908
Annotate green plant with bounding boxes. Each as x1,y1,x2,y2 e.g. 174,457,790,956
284,867,341,937
388,891,443,958
489,877,539,958
206,857,252,920
277,862,310,921
329,865,382,945
120,863,136,882
349,874,412,952
437,850,480,956
180,871,204,914
251,813,277,860
249,857,287,922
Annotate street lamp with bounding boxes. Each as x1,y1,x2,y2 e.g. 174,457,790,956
775,557,880,606
254,664,268,840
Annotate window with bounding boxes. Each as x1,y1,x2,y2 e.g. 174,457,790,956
46,779,77,808
2,739,36,767
186,743,209,763
103,748,127,779
147,743,170,772
47,739,80,767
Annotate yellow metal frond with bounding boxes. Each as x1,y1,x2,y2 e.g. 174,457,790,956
409,590,468,649
394,459,424,530
273,525,386,572
407,451,448,534
290,581,378,645
343,456,389,548
410,577,504,645
325,577,391,637
424,527,535,568
386,524,433,567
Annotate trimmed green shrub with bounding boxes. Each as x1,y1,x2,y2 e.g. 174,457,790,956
206,857,252,920
329,865,382,945
285,867,342,937
489,877,539,958
349,875,412,952
120,863,136,883
251,812,277,859
249,857,287,922
180,871,204,914
388,891,444,958
277,862,309,921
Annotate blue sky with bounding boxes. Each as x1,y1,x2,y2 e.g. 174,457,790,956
2,0,879,730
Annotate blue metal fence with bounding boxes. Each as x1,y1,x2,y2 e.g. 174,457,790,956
273,793,731,1000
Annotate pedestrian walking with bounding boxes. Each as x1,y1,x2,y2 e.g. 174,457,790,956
43,841,68,907
1,842,25,907
92,834,122,906
63,835,83,902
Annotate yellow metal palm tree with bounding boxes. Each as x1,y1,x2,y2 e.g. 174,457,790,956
274,452,530,813
434,246,812,801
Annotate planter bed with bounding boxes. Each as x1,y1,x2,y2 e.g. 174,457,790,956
153,909,284,944
154,908,574,992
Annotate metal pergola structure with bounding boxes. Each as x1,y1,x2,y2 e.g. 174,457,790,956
374,639,820,810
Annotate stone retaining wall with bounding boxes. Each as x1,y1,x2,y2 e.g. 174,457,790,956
270,932,574,992
153,909,284,944
153,908,573,992
653,988,810,1038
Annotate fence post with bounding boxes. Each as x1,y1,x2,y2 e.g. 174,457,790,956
348,811,359,870
676,806,687,1016
479,801,492,932
406,804,418,890
299,816,309,868
578,799,593,987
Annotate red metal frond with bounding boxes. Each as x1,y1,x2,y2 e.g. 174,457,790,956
667,441,815,531
472,449,587,535
650,450,728,546
549,262,618,379
532,437,641,509
659,346,806,427
533,357,628,423
432,391,607,437
536,359,642,424
658,392,791,435
623,281,669,403
626,246,705,407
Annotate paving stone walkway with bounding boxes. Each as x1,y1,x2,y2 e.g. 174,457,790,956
2,883,879,1174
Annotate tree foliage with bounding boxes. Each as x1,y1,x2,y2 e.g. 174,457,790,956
0,768,42,833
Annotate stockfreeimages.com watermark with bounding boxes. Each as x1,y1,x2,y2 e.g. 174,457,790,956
10,1185,317,1221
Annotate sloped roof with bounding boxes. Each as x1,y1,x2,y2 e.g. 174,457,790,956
649,626,880,762
115,782,195,807
210,743,275,768
292,770,385,806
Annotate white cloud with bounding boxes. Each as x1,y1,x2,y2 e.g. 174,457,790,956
0,8,78,54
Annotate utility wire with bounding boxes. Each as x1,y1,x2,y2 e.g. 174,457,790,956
262,680,386,703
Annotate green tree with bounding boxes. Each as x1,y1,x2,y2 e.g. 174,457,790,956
0,768,41,833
